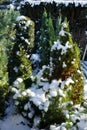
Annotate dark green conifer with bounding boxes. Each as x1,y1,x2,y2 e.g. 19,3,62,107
39,10,55,66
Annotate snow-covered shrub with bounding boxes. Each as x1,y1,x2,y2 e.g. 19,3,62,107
50,18,84,104
12,67,83,129
8,15,35,85
11,15,84,129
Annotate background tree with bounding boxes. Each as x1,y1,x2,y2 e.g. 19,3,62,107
39,10,55,66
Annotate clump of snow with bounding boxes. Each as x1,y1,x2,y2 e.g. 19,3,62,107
59,28,65,36
51,40,72,55
25,39,30,45
63,62,67,68
16,16,29,23
13,78,23,89
13,66,18,73
30,53,41,63
65,77,74,86
17,78,23,83
9,4,15,10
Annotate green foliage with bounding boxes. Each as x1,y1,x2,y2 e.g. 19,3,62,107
0,43,8,116
50,18,84,104
71,70,84,104
39,10,55,66
17,46,32,81
55,15,62,38
40,103,66,129
15,16,35,53
0,0,9,4
51,18,80,79
0,9,19,115
8,15,34,86
0,9,19,37
0,10,19,55
0,80,8,116
11,13,84,129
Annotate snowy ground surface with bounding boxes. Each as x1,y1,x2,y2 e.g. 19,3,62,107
0,97,30,130
0,61,87,130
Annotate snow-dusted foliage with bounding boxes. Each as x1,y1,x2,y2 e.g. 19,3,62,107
8,15,34,85
15,15,34,50
11,15,84,129
50,18,79,78
11,65,84,129
50,18,84,103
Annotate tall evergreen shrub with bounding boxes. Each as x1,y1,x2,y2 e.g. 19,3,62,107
39,10,55,66
8,15,35,85
50,18,84,103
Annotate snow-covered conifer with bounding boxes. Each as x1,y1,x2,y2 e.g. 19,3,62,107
8,15,34,85
50,18,84,103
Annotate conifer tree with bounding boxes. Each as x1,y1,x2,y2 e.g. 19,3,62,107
39,10,55,66
11,16,84,129
8,16,34,85
50,18,84,103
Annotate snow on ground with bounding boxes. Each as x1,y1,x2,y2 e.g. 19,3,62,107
0,114,29,130
0,96,30,130
78,115,87,130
